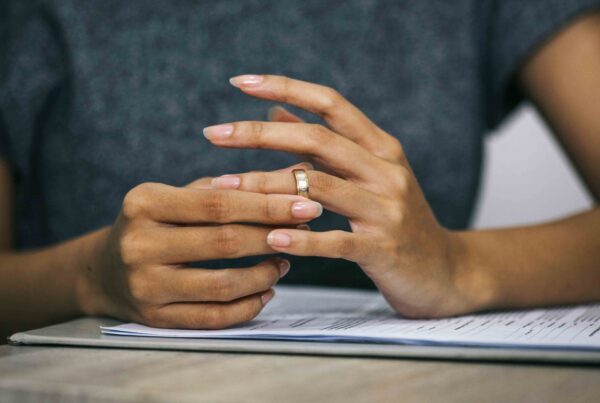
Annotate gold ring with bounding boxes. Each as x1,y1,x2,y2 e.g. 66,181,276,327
293,169,309,198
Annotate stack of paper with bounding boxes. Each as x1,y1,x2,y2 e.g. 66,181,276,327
102,286,600,350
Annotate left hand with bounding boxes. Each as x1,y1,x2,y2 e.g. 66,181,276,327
203,74,483,318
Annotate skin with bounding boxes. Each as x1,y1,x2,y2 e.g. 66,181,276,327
0,12,599,340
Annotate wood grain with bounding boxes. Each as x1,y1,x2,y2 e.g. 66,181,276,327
1,345,599,402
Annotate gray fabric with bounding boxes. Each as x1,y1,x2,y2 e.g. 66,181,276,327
1,0,598,289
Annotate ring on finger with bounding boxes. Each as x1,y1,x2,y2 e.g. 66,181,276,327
293,169,310,198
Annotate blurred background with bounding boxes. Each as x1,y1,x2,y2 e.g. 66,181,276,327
473,105,593,229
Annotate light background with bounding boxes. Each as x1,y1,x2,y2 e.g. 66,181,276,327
472,105,593,229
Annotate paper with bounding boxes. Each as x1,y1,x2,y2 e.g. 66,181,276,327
102,286,600,350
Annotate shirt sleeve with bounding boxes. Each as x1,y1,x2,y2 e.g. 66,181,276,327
486,0,600,130
0,0,66,167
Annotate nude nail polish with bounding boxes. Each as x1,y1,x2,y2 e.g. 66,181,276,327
229,75,264,88
261,290,274,306
279,260,291,278
203,124,234,140
211,176,241,189
291,201,323,219
267,232,292,247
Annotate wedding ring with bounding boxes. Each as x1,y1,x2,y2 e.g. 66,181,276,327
293,169,309,198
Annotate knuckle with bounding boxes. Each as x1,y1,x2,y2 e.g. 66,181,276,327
387,138,406,163
213,226,242,258
128,272,154,303
384,200,406,224
248,121,265,146
208,270,236,300
278,76,291,104
119,231,145,265
335,232,356,258
122,183,157,219
262,195,281,222
391,166,411,194
203,307,226,329
254,172,269,193
201,192,231,222
306,124,332,150
320,86,342,113
308,170,338,193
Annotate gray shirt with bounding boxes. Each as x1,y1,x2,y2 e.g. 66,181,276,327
1,0,598,288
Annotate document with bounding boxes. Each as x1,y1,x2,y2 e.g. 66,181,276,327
102,286,600,350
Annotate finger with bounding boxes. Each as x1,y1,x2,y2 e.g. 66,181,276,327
150,258,287,303
211,170,384,222
188,162,314,191
265,228,371,263
203,121,386,180
130,224,276,263
186,177,213,189
230,74,402,160
267,107,317,168
268,105,304,123
153,289,274,329
123,183,322,225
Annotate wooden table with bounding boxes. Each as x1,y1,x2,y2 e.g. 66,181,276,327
1,344,599,402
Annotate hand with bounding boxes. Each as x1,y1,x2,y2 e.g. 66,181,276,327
204,75,485,318
78,166,322,329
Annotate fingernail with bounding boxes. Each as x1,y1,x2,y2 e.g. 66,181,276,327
261,290,275,306
267,231,292,247
267,106,286,121
291,201,323,219
203,124,234,140
279,260,291,278
211,175,241,189
229,75,264,88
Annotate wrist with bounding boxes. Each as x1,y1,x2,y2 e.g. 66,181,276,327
447,230,500,314
74,227,114,317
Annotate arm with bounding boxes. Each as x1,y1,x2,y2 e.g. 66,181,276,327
0,160,90,338
453,11,600,310
0,160,94,337
0,169,107,337
206,12,600,317
0,158,318,340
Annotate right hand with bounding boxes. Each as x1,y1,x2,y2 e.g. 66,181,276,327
78,165,322,329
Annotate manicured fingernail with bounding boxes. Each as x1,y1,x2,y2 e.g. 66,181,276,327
279,260,290,278
267,231,292,247
211,175,241,189
261,290,275,306
291,201,323,219
229,75,264,88
203,124,234,140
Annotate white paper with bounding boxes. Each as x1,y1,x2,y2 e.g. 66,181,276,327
102,286,600,350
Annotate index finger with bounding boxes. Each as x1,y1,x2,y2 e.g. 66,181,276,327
229,74,400,159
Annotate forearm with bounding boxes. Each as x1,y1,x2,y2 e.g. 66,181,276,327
0,227,108,340
455,207,600,312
